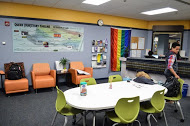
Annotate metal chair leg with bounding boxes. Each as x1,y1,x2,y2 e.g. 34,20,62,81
134,120,141,126
72,115,76,125
162,110,168,126
131,122,133,126
51,112,58,126
147,114,157,126
174,101,178,112
112,123,119,126
63,116,68,126
176,101,185,122
150,114,157,123
93,111,96,126
158,112,163,119
102,113,106,126
82,111,86,126
147,114,151,126
75,113,83,124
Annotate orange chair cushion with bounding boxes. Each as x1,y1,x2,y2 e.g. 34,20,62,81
70,62,84,71
33,63,50,76
4,78,28,93
35,75,55,88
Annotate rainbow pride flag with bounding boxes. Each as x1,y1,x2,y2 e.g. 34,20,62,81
111,28,131,71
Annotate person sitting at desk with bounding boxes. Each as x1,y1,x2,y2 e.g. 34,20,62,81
145,51,155,58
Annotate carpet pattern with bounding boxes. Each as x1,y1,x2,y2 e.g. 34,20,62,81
0,79,189,126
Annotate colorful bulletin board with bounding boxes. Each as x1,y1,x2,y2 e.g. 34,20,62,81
12,23,84,52
91,39,108,68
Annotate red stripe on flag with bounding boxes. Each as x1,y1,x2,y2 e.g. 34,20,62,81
111,28,118,71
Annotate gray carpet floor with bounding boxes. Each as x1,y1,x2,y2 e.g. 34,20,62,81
0,79,190,126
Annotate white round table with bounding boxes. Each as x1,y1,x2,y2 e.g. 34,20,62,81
64,81,167,126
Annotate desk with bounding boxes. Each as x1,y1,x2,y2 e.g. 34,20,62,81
56,71,71,86
64,81,167,126
0,71,5,91
180,56,188,61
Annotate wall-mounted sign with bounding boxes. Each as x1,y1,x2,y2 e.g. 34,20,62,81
12,23,84,52
5,21,10,26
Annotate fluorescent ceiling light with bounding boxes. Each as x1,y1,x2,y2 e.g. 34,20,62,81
141,7,178,15
82,0,111,5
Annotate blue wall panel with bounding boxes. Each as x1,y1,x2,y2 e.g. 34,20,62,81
0,17,153,87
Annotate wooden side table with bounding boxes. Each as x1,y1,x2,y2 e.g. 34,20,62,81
56,70,72,86
0,70,5,91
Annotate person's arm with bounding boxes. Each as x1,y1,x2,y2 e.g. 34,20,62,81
168,55,180,79
169,68,180,79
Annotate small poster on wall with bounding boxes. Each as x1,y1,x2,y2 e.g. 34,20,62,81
91,39,108,68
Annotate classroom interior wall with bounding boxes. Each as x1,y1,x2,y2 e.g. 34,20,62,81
1,2,190,30
0,2,148,29
0,17,148,87
0,2,190,87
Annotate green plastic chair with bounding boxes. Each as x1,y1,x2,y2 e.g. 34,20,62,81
80,78,97,85
164,79,185,122
108,75,122,83
51,86,83,126
140,89,168,126
103,96,141,126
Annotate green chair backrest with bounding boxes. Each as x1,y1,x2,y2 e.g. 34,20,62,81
55,86,66,113
151,89,165,113
115,96,140,124
178,79,184,99
108,75,122,82
80,78,97,86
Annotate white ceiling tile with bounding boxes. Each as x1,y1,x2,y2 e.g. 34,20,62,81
53,0,84,8
12,0,35,4
0,0,11,2
183,0,190,2
0,0,190,21
33,0,60,7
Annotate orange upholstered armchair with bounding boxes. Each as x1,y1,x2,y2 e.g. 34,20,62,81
31,63,56,93
4,62,29,95
68,62,93,85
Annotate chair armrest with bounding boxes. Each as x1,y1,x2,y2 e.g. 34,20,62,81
31,71,36,89
84,67,93,77
68,68,78,84
68,68,77,76
50,70,56,86
50,70,56,78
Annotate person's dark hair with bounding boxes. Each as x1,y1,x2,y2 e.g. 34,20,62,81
172,42,180,48
148,51,153,56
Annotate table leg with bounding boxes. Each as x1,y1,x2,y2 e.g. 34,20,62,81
93,111,96,126
65,73,68,86
82,111,86,126
1,75,4,91
56,74,58,86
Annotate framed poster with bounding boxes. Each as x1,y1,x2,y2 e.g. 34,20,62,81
13,23,84,52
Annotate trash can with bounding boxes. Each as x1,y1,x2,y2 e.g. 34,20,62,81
182,84,189,97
